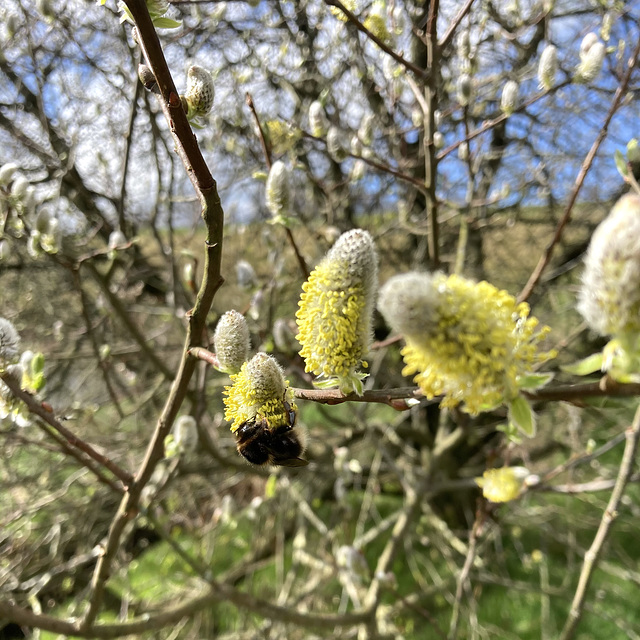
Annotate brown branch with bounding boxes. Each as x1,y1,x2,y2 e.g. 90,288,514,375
245,92,272,169
79,0,225,629
245,92,310,279
558,403,640,640
438,0,476,50
436,81,571,162
519,36,640,303
0,371,133,488
324,0,430,80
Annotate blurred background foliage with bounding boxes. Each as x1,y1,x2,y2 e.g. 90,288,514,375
1,0,640,638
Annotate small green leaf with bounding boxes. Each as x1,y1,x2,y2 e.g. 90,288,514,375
152,17,182,29
517,373,554,390
561,352,604,376
508,396,536,437
615,149,629,178
265,474,277,498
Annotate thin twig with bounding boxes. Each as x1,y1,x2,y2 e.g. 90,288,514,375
0,371,133,488
437,0,476,50
324,0,430,80
558,404,640,640
519,36,640,303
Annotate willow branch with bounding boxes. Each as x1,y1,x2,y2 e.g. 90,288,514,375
324,0,430,80
558,404,640,640
80,0,224,628
519,36,640,303
0,371,133,488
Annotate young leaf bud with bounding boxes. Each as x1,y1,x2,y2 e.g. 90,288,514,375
184,65,214,117
0,318,20,366
138,63,160,94
378,272,554,414
265,160,291,218
537,44,558,90
575,40,605,84
296,229,378,395
500,80,519,116
577,194,640,338
213,309,251,374
309,100,329,137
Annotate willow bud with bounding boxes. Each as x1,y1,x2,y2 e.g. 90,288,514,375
173,415,198,454
575,40,605,84
0,163,18,187
184,65,214,117
458,141,469,161
265,160,291,218
213,310,251,374
500,80,519,116
309,100,329,137
537,44,558,90
138,63,160,94
456,74,473,107
358,113,375,146
327,126,348,162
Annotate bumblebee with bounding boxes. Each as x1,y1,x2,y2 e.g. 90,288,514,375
235,395,308,467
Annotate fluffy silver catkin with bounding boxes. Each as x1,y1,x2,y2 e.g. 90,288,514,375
538,44,558,90
577,194,640,337
265,160,290,217
214,310,251,374
184,65,214,116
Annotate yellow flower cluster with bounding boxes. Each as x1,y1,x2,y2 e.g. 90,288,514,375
378,272,555,415
223,352,296,431
476,467,529,503
295,229,377,395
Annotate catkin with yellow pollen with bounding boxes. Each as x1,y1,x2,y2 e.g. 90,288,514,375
295,229,378,396
223,352,296,432
378,272,555,415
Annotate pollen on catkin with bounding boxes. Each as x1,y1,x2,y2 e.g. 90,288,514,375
223,352,296,431
577,194,640,338
475,467,530,503
296,229,378,396
378,272,555,415
213,310,251,374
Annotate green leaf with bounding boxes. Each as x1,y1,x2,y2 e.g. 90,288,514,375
517,372,554,390
508,396,536,437
152,17,182,29
265,474,277,498
615,149,629,178
561,352,604,376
